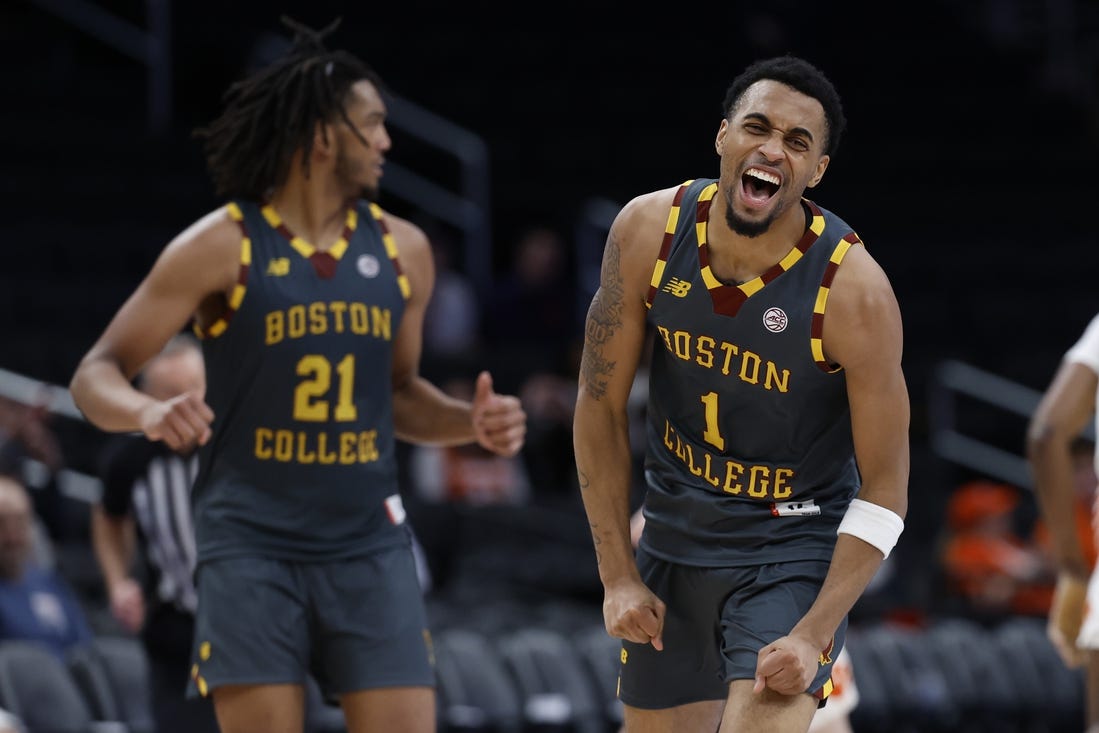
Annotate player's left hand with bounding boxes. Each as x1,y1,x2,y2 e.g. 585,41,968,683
752,633,821,696
471,371,526,457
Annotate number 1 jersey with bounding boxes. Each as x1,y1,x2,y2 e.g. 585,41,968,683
641,178,862,567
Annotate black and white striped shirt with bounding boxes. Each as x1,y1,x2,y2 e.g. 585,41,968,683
99,436,199,613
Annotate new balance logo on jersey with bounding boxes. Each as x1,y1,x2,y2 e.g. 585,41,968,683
662,277,692,297
267,258,290,276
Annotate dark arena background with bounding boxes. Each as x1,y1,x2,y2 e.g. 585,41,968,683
1,1,1098,731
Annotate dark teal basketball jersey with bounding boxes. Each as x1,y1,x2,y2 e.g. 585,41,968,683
640,178,862,566
192,199,411,563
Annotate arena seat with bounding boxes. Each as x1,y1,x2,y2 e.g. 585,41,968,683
571,623,624,731
992,616,1085,732
67,636,154,733
847,623,958,732
0,639,122,733
432,627,523,733
495,626,604,733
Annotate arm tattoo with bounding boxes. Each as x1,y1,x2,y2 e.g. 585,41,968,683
580,232,625,400
578,459,603,565
590,522,603,567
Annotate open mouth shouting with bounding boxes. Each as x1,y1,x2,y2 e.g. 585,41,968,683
740,167,781,211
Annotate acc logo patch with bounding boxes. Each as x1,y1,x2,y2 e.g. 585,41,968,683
357,254,381,278
763,307,788,333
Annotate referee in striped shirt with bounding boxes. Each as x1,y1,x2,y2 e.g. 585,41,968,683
92,333,219,733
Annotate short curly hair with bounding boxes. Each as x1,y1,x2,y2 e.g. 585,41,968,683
722,55,846,158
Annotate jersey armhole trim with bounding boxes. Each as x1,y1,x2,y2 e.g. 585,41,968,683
193,202,252,340
369,202,411,300
810,232,862,373
645,180,694,309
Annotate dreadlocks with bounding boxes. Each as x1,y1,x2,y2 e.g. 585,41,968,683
193,17,384,200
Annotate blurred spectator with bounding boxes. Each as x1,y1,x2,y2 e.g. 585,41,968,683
0,401,56,573
519,371,578,499
0,394,102,619
408,375,532,507
409,438,531,506
479,226,585,501
406,375,530,591
0,394,69,541
483,226,580,391
0,472,92,661
0,395,63,483
91,334,218,733
411,375,534,507
940,479,1053,620
0,707,22,733
421,222,482,367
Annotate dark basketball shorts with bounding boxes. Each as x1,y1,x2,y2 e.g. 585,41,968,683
187,545,434,699
618,547,845,710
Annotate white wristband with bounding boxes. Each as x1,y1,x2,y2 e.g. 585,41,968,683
837,498,904,559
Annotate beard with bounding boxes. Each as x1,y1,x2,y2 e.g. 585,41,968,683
334,147,379,202
723,199,774,238
721,183,778,238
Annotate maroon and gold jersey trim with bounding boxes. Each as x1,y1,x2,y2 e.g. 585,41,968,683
810,232,861,373
700,190,826,317
645,180,695,309
260,202,357,280
645,183,830,318
368,202,411,300
193,202,251,340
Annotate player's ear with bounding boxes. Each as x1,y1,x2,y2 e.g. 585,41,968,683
715,119,729,156
313,121,334,156
807,155,830,189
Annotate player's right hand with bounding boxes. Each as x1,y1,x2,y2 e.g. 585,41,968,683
603,578,665,651
139,390,214,451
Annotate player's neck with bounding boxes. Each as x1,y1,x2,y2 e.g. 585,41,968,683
707,200,808,283
267,175,353,251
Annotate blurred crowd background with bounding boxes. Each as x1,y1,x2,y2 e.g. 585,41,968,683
1,1,1099,731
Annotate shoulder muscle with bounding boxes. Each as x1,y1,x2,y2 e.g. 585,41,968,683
822,244,903,371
